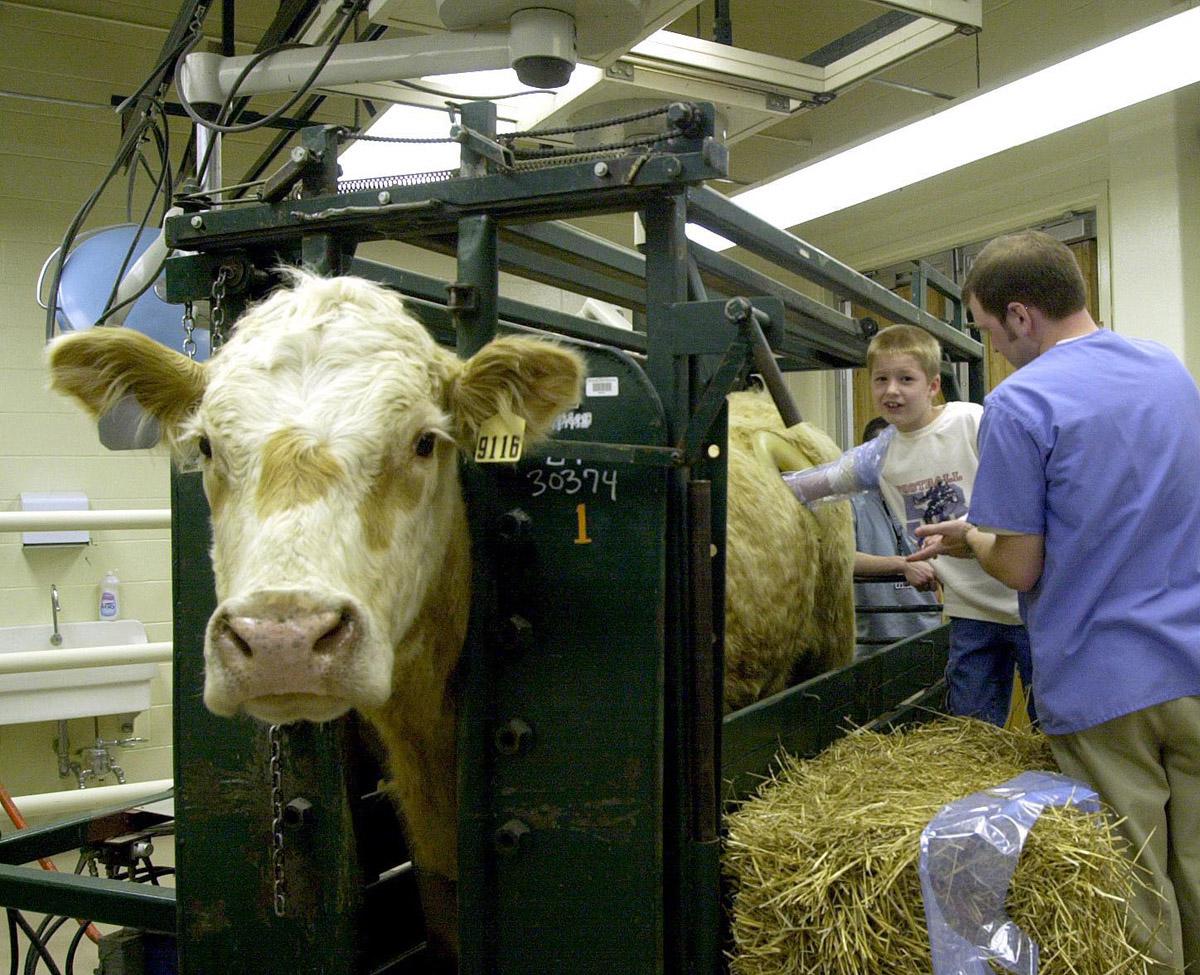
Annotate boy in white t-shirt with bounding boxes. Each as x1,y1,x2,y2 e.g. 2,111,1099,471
866,325,1034,726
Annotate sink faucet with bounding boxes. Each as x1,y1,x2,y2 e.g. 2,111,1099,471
49,585,62,646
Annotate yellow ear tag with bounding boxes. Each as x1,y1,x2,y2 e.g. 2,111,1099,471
474,411,526,464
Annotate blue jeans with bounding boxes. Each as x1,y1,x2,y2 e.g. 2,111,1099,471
946,618,1036,727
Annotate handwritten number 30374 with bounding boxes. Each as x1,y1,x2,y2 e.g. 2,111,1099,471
527,466,617,502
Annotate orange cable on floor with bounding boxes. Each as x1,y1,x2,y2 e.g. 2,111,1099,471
0,778,101,944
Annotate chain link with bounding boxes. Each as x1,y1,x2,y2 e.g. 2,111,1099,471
269,723,287,918
497,103,672,142
210,267,229,352
182,301,197,360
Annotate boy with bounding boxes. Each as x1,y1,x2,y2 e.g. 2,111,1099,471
849,415,942,659
865,325,1033,726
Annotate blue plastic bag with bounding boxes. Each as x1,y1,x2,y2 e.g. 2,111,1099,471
919,770,1101,974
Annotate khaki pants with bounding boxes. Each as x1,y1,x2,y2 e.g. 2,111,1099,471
1049,696,1200,974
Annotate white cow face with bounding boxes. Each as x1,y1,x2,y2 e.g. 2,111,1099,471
49,272,584,726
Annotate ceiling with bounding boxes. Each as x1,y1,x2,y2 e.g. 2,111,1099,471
2,0,1187,251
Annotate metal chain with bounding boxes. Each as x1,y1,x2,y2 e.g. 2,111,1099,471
210,267,229,352
337,127,455,145
498,104,672,142
182,301,197,360
269,723,287,918
509,128,684,159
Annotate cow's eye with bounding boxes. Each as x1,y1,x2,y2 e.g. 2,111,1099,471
198,436,213,459
414,432,437,458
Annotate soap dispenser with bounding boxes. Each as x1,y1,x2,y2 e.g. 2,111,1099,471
99,569,120,620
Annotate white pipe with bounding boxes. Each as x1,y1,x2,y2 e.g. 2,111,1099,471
9,779,173,821
180,32,512,104
0,510,171,532
107,208,182,326
0,643,173,676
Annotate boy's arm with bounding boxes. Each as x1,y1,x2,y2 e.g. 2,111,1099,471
855,551,938,590
908,519,1043,592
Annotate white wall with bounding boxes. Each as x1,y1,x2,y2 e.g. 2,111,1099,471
797,84,1200,377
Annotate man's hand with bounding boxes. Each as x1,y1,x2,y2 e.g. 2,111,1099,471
907,518,975,561
909,519,1045,591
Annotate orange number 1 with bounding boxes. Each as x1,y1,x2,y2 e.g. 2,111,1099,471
574,503,592,545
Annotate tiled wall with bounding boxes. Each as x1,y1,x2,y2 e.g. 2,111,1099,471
0,99,176,798
0,3,273,801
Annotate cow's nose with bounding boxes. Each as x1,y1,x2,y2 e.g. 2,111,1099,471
213,604,359,662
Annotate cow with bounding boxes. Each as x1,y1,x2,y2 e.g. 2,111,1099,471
48,270,853,965
724,390,854,709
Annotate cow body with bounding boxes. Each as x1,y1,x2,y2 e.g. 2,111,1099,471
724,391,854,709
49,272,853,963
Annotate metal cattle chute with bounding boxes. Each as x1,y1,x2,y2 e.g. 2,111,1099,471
1,98,983,974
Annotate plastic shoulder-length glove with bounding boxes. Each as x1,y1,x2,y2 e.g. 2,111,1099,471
781,424,895,506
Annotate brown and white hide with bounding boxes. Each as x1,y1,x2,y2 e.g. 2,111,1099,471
723,391,855,710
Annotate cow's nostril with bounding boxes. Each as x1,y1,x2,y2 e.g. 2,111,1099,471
313,608,356,656
216,617,254,658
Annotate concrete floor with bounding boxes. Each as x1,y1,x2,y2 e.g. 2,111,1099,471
1,839,176,975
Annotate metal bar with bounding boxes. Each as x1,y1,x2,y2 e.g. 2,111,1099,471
117,0,212,134
0,642,171,676
506,223,647,293
0,510,171,532
526,441,682,467
455,102,500,358
875,0,982,30
643,192,692,975
685,186,983,361
800,9,917,67
913,258,961,303
856,605,944,613
221,0,234,55
685,477,721,975
0,792,174,864
677,342,748,463
0,864,176,932
722,625,950,801
165,149,724,252
496,238,647,310
692,243,868,356
727,297,802,426
687,481,717,842
686,256,707,302
350,256,648,354
968,356,987,404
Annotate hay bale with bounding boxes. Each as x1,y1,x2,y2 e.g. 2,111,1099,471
724,718,1155,974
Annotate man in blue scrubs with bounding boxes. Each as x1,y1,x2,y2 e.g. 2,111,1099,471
910,230,1200,973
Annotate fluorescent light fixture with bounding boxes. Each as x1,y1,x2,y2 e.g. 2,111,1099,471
338,66,603,182
688,6,1200,251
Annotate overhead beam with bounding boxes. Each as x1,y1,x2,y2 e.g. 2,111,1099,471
871,0,982,31
686,186,982,361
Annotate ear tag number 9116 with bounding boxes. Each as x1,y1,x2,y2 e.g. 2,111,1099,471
475,412,526,464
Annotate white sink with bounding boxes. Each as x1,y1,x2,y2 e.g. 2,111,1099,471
0,621,156,725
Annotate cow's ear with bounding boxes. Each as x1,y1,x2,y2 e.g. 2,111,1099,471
48,329,207,434
448,336,585,447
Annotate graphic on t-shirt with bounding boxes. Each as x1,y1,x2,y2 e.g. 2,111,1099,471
899,472,968,534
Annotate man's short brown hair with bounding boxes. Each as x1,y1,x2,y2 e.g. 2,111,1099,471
866,324,942,381
963,230,1087,321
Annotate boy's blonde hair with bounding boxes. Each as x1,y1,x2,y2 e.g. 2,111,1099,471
866,324,941,380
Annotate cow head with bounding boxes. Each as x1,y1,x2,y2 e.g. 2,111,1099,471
49,272,584,726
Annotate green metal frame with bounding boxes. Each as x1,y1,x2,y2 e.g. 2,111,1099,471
0,97,979,975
